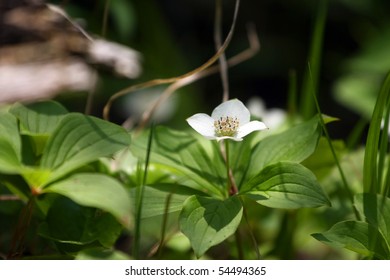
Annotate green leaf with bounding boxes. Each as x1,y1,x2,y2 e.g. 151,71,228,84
355,193,390,245
246,116,322,180
319,147,365,197
312,220,390,259
20,167,52,188
10,101,68,135
228,138,254,189
300,0,327,118
41,113,131,184
0,139,22,174
10,101,68,156
179,195,243,257
0,112,22,154
0,112,22,174
363,72,390,193
130,184,202,219
241,162,330,209
92,212,123,248
131,127,226,198
302,137,346,180
38,196,98,245
38,196,122,250
43,173,132,228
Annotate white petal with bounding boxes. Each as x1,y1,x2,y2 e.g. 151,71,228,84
211,99,250,124
186,113,216,139
237,120,268,138
216,136,243,142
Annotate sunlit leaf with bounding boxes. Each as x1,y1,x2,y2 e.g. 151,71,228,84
179,195,243,257
0,112,22,174
10,101,68,135
241,162,330,209
131,127,226,198
41,113,131,184
10,101,68,156
44,173,132,228
312,220,389,259
130,184,202,219
245,116,322,180
0,139,22,174
354,193,390,244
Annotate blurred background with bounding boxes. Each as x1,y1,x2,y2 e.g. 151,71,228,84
4,0,390,137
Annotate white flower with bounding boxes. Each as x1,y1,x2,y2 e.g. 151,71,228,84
186,99,268,141
246,96,286,129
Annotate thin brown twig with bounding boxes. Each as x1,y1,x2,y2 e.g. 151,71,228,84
214,0,230,102
102,0,241,121
84,71,98,115
219,141,239,196
0,195,21,201
7,198,35,259
133,24,260,132
102,0,111,38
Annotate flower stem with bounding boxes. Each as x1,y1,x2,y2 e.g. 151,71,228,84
224,140,238,196
224,140,231,194
7,197,35,259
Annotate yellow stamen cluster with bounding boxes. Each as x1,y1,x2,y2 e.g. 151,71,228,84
214,116,239,137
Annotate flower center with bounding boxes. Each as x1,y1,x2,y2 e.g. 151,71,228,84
214,116,239,137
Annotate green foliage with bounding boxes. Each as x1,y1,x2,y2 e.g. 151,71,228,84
44,174,132,228
314,73,390,259
354,194,390,245
131,126,226,198
0,112,23,174
10,101,68,135
129,184,203,219
242,116,322,181
363,72,390,194
313,220,389,259
131,115,329,256
300,0,328,119
0,102,132,190
242,162,330,209
40,113,131,185
179,195,243,257
0,101,131,258
313,194,390,259
39,197,124,253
